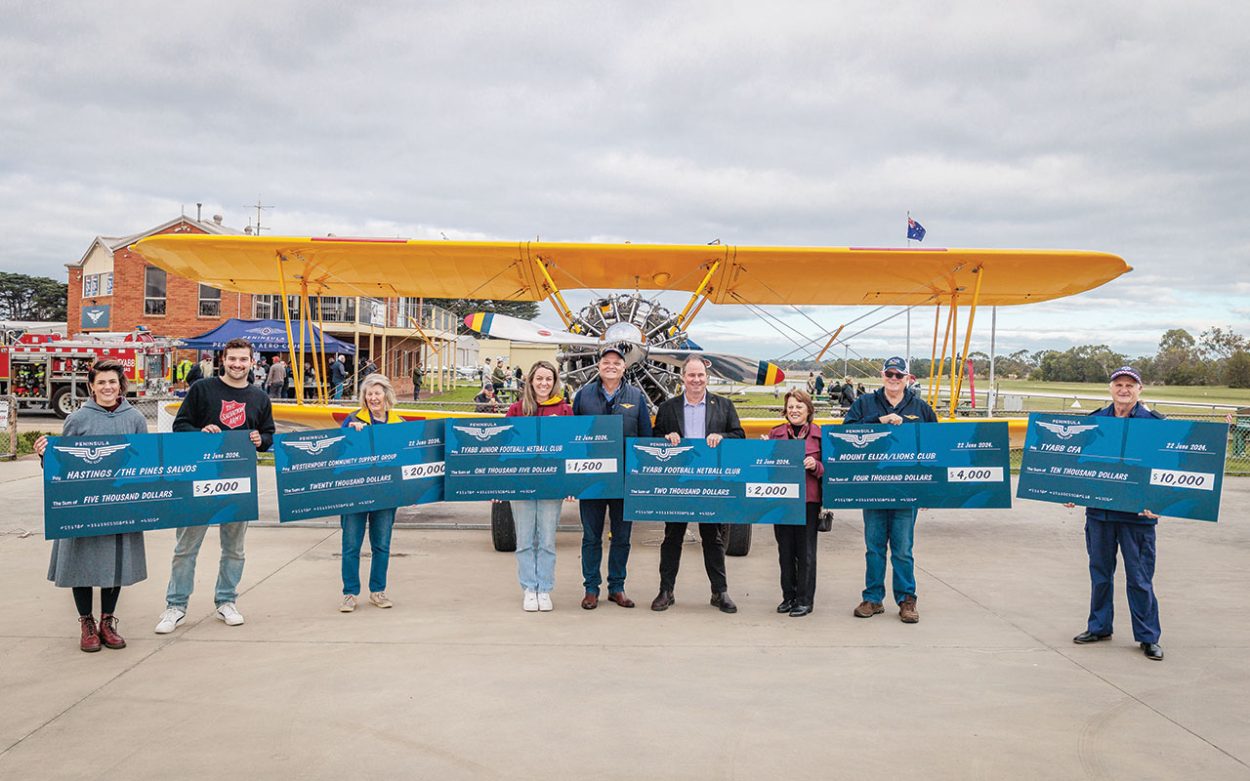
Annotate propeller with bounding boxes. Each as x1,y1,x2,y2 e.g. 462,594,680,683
463,312,786,386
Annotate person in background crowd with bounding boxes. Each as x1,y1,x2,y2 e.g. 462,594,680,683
267,355,287,399
839,378,857,408
650,355,746,614
572,346,652,610
806,374,816,394
338,374,404,613
474,384,499,413
769,389,824,618
843,357,937,624
331,354,348,400
252,357,267,386
492,359,507,393
198,353,214,381
411,363,423,401
185,359,203,386
1071,366,1166,661
814,374,825,397
156,338,275,635
857,382,867,397
829,379,843,407
503,361,574,612
304,362,316,400
35,360,148,653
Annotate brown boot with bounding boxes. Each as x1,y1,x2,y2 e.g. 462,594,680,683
853,600,884,618
98,614,126,649
79,616,102,653
899,596,919,623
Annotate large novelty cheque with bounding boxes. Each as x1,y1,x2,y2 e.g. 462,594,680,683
623,438,806,524
43,430,258,540
1016,413,1227,522
443,415,624,500
273,420,444,521
822,422,1012,509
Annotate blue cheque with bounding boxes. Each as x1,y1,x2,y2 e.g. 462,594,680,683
43,430,258,540
822,422,1012,509
274,420,444,521
1016,413,1226,522
623,438,806,524
443,415,624,501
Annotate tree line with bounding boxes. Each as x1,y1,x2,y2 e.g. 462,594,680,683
0,272,67,321
774,327,1250,388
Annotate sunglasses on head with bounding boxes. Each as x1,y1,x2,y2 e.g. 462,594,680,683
883,371,907,380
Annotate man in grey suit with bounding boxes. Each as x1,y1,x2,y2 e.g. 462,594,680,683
649,355,745,613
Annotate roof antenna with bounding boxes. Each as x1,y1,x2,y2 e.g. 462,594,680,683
242,195,273,235
196,202,203,222
708,238,721,245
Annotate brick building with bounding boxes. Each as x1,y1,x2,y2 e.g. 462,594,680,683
66,214,463,396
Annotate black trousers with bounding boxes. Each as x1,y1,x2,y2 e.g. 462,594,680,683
660,522,727,594
774,503,820,606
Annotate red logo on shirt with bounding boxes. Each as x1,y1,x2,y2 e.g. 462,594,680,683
220,400,247,429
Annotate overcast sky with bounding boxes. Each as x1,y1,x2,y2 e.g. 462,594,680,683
3,1,1247,365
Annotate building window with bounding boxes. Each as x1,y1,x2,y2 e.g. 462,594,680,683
103,272,113,295
199,284,221,317
144,266,166,316
253,294,300,320
83,274,99,297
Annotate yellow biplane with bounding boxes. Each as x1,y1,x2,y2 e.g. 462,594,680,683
134,234,1130,553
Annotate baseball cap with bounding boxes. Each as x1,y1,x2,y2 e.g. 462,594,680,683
599,344,626,360
1109,366,1142,384
882,356,910,375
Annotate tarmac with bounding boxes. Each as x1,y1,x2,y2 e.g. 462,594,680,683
1,457,1248,780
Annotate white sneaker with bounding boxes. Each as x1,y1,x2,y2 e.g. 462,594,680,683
537,592,553,612
215,602,245,626
340,595,357,613
523,590,539,612
154,607,185,635
369,592,393,609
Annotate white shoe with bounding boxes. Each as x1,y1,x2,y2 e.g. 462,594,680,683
523,590,539,612
537,592,553,612
340,595,357,613
369,592,393,609
215,602,245,626
154,607,185,635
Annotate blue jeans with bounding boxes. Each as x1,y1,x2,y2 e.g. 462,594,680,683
579,498,631,595
166,521,248,609
513,499,559,592
333,381,344,400
341,509,396,595
862,508,917,604
1085,519,1160,643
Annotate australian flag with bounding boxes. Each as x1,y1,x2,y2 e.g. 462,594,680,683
907,216,926,242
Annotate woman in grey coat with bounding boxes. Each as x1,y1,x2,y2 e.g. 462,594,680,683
35,359,148,653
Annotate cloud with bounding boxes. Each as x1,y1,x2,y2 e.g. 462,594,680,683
2,1,1248,359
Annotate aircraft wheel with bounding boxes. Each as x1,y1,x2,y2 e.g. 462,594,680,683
491,501,517,552
725,523,752,557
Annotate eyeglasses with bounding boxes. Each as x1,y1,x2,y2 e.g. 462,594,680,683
883,371,907,380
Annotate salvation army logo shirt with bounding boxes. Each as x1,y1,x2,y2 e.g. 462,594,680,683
220,399,248,429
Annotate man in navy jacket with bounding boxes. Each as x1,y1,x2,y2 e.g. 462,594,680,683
842,357,937,624
571,346,652,609
1072,366,1166,661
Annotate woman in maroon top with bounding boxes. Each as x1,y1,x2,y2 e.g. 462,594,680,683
768,389,824,617
504,361,573,612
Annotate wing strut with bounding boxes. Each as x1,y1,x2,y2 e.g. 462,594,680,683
276,252,306,404
672,260,721,335
534,259,580,332
950,265,986,418
814,324,847,361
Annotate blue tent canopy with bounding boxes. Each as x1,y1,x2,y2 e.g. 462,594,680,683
180,319,356,354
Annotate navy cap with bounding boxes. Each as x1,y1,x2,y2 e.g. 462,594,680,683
1109,366,1142,384
599,344,626,360
882,356,910,375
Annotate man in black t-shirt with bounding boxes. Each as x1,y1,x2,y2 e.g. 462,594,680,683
155,338,275,635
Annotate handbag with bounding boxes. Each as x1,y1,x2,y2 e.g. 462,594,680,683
817,509,833,533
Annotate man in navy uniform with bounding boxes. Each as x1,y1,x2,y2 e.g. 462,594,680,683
1072,366,1165,661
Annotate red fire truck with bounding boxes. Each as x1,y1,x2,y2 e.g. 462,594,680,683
0,327,178,418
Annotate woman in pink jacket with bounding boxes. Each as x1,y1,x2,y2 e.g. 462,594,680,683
767,389,824,617
504,361,573,612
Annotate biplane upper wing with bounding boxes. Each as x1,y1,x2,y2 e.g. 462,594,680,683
132,235,1131,306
